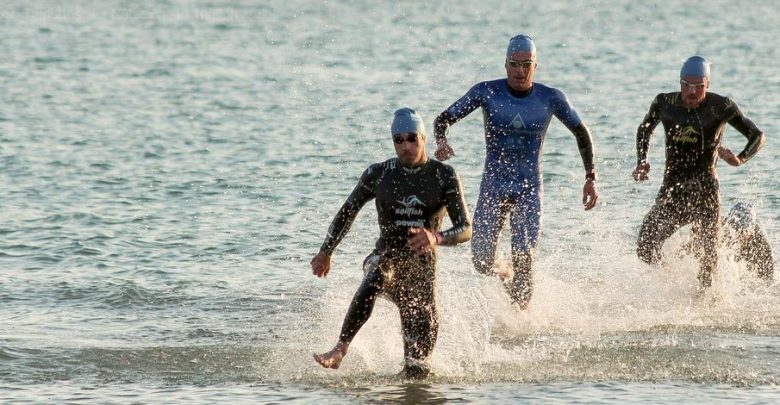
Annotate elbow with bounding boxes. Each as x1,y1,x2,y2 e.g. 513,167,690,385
757,132,767,152
461,225,473,243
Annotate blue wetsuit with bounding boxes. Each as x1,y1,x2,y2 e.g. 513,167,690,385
435,79,593,277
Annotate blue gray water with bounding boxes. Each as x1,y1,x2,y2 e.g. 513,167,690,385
1,0,779,403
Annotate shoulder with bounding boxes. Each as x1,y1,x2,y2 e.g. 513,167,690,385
469,79,504,95
534,83,569,101
706,92,737,108
533,82,557,94
653,92,679,105
363,158,397,179
428,158,456,173
428,159,460,182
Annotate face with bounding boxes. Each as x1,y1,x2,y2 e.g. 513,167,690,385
680,76,708,108
393,132,426,167
505,51,537,92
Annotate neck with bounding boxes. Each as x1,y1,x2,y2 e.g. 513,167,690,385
402,155,428,169
507,82,533,97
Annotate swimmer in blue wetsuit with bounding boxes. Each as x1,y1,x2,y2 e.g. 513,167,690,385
434,34,598,309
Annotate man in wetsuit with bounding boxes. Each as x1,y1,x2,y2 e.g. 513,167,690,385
721,202,774,282
633,56,766,289
433,34,598,309
311,108,472,379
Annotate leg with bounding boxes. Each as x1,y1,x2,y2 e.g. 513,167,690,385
471,190,509,276
314,254,388,369
636,201,681,266
395,258,437,379
508,251,533,309
506,187,541,309
691,192,720,288
398,291,437,379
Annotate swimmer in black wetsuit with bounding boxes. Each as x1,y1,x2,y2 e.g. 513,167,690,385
311,108,472,379
633,56,766,289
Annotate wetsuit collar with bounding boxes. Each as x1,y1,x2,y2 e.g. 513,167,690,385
506,82,533,98
401,157,429,173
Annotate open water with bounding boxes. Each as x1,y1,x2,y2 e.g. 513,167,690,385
1,0,779,403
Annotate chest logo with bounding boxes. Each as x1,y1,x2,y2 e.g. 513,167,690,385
672,125,699,144
398,195,425,208
395,195,426,217
510,113,526,129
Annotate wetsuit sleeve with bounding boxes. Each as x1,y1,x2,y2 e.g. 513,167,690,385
636,94,662,165
723,99,765,163
438,166,472,245
571,123,596,173
549,90,593,172
434,83,485,143
319,166,378,255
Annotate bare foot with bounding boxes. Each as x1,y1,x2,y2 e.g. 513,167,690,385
313,342,348,369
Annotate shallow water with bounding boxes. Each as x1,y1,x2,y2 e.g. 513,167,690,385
1,0,779,402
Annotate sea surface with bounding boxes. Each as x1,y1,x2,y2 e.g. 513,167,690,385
1,0,779,403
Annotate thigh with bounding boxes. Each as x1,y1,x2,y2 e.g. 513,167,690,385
508,187,541,253
472,190,510,243
639,198,686,245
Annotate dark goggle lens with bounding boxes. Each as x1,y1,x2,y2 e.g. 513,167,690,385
393,134,418,144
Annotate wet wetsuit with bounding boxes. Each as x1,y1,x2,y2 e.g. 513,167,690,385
319,157,471,378
635,92,764,287
435,79,594,303
724,224,774,282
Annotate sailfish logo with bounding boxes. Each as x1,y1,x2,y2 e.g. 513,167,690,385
673,126,699,144
510,113,526,129
681,126,699,137
398,195,425,208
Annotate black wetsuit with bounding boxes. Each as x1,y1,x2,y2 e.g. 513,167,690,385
320,157,471,378
635,92,764,287
724,224,774,282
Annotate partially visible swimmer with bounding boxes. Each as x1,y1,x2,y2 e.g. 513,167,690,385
721,202,774,282
311,108,472,379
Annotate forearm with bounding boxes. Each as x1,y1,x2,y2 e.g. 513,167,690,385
636,125,652,165
737,127,765,163
320,201,361,255
571,123,595,173
438,175,472,246
319,174,374,255
434,111,456,144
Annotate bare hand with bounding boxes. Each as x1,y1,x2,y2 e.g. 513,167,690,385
633,162,650,181
408,227,437,256
310,251,332,278
718,146,742,166
582,180,598,210
434,141,454,161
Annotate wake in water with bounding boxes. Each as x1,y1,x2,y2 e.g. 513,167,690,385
289,226,779,387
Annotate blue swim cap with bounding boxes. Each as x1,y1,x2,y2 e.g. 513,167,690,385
506,34,536,58
680,56,711,79
725,202,755,232
391,107,425,135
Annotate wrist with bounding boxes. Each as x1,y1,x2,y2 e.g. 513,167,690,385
585,172,597,181
434,232,443,245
